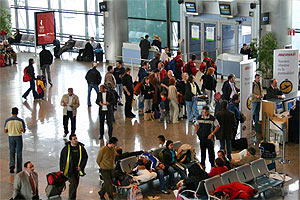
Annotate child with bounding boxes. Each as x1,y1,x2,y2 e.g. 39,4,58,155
160,91,170,123
36,75,46,100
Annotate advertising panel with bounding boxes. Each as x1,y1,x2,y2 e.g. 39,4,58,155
35,11,56,46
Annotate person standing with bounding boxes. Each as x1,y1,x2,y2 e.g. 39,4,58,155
184,75,201,123
113,61,125,106
22,58,38,100
4,107,26,173
252,74,264,124
201,67,217,106
61,88,80,138
96,85,116,140
228,94,242,141
215,101,237,160
13,161,39,200
104,66,116,90
122,68,135,118
60,134,88,200
97,137,118,200
39,45,53,86
221,73,240,101
85,62,102,107
138,61,150,83
173,51,184,80
195,106,220,168
168,78,179,124
139,35,151,61
141,77,155,114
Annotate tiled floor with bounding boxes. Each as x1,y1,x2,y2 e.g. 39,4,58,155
0,52,298,199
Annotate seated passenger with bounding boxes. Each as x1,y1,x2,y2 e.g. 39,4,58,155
231,147,258,167
208,158,228,177
8,29,22,44
4,40,17,64
176,163,209,198
56,35,76,58
132,158,157,183
162,140,187,180
213,182,257,199
158,135,166,147
265,79,283,100
217,150,231,170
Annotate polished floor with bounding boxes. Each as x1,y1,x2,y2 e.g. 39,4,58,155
0,52,299,199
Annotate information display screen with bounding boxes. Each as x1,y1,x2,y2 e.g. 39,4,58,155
219,4,231,16
185,2,197,14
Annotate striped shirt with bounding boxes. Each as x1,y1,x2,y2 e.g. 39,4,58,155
4,116,26,136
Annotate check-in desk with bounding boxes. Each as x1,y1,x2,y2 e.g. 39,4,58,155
261,91,300,143
122,42,156,66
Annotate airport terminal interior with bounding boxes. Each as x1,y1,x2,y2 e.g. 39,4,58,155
0,0,300,199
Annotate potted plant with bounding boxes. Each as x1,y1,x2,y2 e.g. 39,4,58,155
0,8,12,40
257,32,279,88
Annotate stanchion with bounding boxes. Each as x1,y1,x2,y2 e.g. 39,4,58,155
280,126,290,164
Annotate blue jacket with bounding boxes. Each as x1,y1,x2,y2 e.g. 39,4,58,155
138,67,149,82
160,98,169,111
228,101,241,122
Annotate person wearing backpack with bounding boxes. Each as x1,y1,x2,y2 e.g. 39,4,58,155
39,45,53,86
85,62,102,107
22,58,38,100
173,51,184,80
184,54,198,76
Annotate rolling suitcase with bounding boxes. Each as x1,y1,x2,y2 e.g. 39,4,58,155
45,172,68,198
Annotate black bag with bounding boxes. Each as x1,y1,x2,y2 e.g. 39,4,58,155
232,138,248,150
259,142,276,158
113,170,133,186
45,184,65,198
76,55,83,61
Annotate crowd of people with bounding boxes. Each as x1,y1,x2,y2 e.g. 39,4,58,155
3,32,300,200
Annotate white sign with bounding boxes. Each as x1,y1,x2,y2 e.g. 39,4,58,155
191,25,199,40
240,60,254,139
273,49,299,94
206,27,214,41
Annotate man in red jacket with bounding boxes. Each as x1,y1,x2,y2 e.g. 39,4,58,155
173,51,184,80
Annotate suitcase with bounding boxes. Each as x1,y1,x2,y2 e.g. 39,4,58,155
45,184,65,198
232,138,248,150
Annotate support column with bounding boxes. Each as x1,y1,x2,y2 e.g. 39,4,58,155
104,0,128,63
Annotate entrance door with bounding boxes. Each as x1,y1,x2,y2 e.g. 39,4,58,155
222,24,236,54
189,22,201,60
204,23,217,60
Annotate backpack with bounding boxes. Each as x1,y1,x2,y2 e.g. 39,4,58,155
113,170,133,186
183,62,192,75
23,67,32,82
46,171,68,186
168,59,176,74
127,185,143,200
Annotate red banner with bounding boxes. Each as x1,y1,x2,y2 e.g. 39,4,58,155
35,12,56,46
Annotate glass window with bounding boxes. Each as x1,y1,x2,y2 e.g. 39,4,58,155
238,25,251,49
87,0,96,12
10,8,16,29
171,22,179,49
189,22,201,60
62,13,85,36
147,0,166,20
204,23,217,60
54,12,60,35
28,10,36,31
61,0,84,11
128,19,167,48
171,0,180,22
28,0,48,8
128,0,146,18
88,15,96,38
222,24,235,54
50,0,59,9
16,0,25,7
17,9,27,30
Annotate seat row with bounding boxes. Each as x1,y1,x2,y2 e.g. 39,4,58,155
180,158,285,200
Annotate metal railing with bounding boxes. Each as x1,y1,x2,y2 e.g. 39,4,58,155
263,113,289,164
115,55,150,69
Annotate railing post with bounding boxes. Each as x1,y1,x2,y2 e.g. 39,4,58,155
281,124,290,164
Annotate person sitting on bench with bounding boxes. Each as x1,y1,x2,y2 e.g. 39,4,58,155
56,35,75,58
231,147,258,167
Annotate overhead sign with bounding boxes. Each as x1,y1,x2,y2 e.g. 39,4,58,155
35,11,56,46
273,49,299,94
240,60,254,139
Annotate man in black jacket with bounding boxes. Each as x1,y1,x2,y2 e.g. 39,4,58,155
56,35,76,58
8,29,22,44
39,45,53,86
122,68,135,118
113,61,125,106
266,79,283,100
85,62,102,107
221,73,240,101
215,101,237,161
139,35,151,61
60,134,88,200
96,85,116,139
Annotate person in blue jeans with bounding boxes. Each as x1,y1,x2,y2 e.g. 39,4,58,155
4,107,26,173
85,62,101,107
215,101,237,161
184,75,201,122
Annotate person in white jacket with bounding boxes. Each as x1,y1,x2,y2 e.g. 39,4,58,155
133,159,157,183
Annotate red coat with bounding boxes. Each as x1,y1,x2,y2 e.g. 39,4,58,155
160,68,167,81
214,182,258,199
174,55,184,72
208,166,228,177
184,60,198,76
